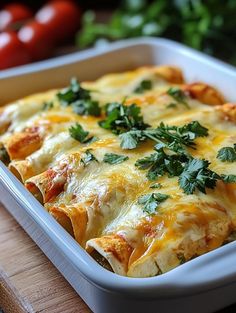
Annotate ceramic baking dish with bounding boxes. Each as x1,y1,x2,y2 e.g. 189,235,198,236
1,38,236,313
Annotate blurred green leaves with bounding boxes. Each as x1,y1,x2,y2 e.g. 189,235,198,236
77,0,236,65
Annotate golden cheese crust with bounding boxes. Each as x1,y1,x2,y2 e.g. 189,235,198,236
1,65,236,278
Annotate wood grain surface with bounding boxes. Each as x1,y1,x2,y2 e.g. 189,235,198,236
0,203,235,313
0,204,90,313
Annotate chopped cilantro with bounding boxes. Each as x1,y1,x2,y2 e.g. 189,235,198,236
57,78,90,106
167,87,190,109
42,101,54,111
178,158,220,194
84,136,99,144
121,120,208,151
57,78,101,116
72,99,101,116
217,144,236,162
150,183,162,189
135,148,186,180
138,192,169,214
98,102,149,135
81,149,98,166
119,130,145,149
134,80,153,93
69,123,91,143
221,174,236,183
166,102,177,109
103,153,129,164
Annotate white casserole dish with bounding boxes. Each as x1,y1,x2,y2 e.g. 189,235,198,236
1,38,236,313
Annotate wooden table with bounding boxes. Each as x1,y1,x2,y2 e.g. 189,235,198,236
0,203,235,313
0,204,90,313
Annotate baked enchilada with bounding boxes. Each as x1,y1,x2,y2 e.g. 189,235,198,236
1,65,236,277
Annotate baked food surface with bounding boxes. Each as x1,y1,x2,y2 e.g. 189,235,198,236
1,65,236,277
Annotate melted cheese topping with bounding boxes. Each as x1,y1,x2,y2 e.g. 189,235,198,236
1,65,236,278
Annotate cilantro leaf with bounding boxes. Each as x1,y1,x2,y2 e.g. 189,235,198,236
119,121,208,151
221,174,236,183
135,148,186,180
217,145,236,162
42,101,54,111
179,158,220,194
150,183,162,189
98,102,149,135
119,130,144,149
69,123,91,143
134,80,153,93
57,78,90,106
138,192,169,214
81,149,98,166
167,87,190,108
57,78,101,116
72,99,101,116
103,153,129,164
166,102,177,109
144,121,208,153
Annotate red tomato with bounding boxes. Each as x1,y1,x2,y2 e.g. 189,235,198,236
18,21,55,61
0,3,33,31
0,31,31,70
35,0,81,43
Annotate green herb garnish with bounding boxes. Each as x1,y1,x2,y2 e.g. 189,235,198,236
120,120,208,151
166,103,177,109
119,129,145,149
150,183,162,189
135,148,186,180
221,174,236,183
72,99,101,116
99,102,149,135
42,101,54,111
57,78,90,106
167,87,190,109
134,80,152,93
138,192,169,214
178,158,220,195
69,123,91,143
57,78,101,117
103,153,129,164
81,149,98,166
217,144,236,162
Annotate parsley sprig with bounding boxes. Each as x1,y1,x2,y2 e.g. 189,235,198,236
178,159,220,194
221,175,236,183
167,87,190,109
134,80,153,93
42,101,54,111
99,102,149,135
138,192,169,214
217,144,236,162
69,123,94,143
120,121,208,151
81,149,98,166
103,153,129,164
57,78,101,117
135,148,187,181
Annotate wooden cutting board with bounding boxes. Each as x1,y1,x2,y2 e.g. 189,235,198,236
0,204,90,313
1,203,236,313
